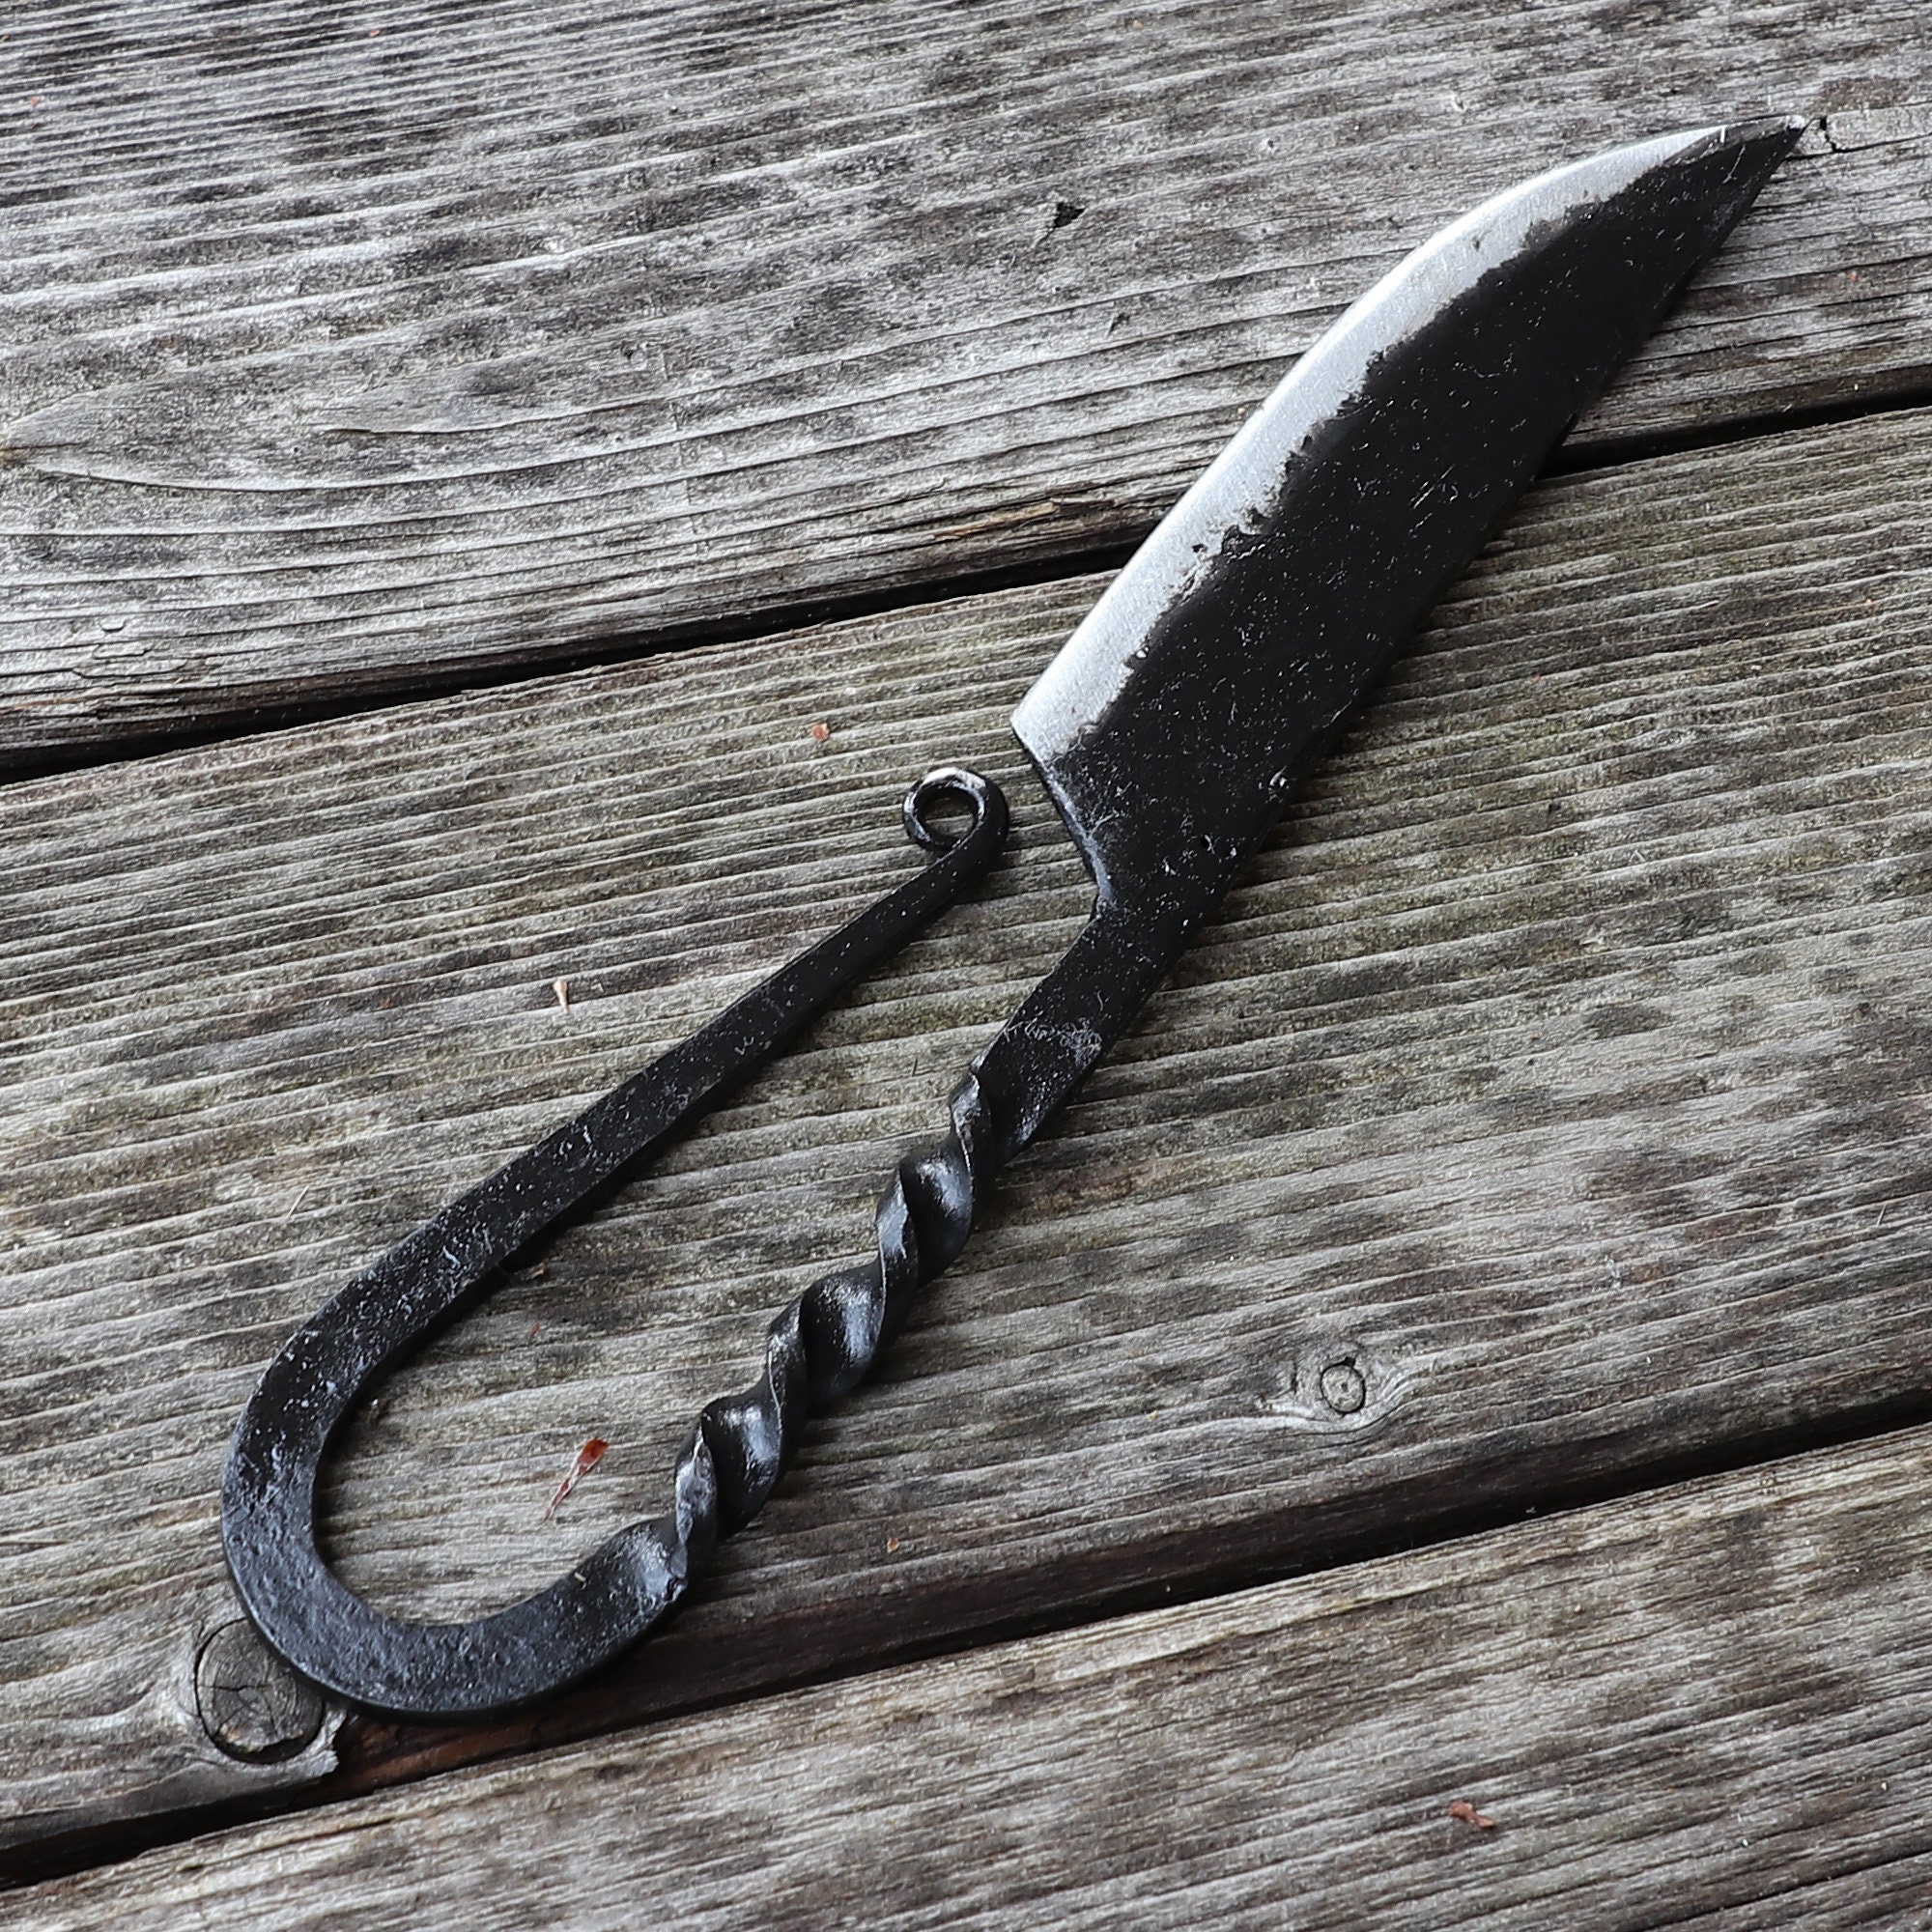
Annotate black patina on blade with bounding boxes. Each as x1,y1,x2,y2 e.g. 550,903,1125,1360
1013,119,1802,917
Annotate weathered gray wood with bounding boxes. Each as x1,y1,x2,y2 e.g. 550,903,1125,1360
3,0,1929,757
15,1424,1932,1928
1695,1858,1932,1930
8,402,1932,1852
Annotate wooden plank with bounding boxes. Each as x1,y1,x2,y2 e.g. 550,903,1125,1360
1697,1858,1932,1930
9,402,1932,1852
3,0,1930,758
15,1423,1932,1926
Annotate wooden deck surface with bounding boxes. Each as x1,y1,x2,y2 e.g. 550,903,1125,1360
5,1,1931,1922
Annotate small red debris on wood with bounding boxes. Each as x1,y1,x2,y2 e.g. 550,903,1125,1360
553,978,570,1010
527,1321,542,1341
543,1438,610,1521
809,722,831,743
1448,1800,1497,1831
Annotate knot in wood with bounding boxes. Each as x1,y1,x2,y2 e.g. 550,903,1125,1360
1318,1357,1368,1416
195,1619,326,1764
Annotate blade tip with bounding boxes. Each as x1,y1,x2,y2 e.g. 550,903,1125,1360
1695,112,1809,165
1721,110,1808,143
1651,113,1805,216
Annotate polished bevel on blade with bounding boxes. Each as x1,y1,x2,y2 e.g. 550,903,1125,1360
1011,118,1804,915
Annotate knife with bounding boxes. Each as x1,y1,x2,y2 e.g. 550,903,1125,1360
223,117,1803,1721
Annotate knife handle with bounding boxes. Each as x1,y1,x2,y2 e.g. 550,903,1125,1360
222,766,1073,1722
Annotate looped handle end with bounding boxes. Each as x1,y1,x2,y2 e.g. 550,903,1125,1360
223,768,1012,1720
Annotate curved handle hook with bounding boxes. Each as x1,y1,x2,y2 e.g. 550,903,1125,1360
222,769,1011,1719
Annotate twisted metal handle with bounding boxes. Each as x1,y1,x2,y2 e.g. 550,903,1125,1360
222,769,1035,1719
686,881,1179,1553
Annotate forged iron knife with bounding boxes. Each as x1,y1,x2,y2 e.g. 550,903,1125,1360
224,117,1803,1720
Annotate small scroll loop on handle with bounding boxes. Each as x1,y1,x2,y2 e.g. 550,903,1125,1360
903,765,988,851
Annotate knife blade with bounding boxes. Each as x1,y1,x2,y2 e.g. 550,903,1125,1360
223,118,1804,1720
1016,119,1802,923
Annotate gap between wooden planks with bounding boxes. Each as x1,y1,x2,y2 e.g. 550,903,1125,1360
8,400,1932,1858
3,0,1931,757
14,1419,1932,1927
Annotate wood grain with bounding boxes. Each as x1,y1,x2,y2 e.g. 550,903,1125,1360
3,0,1930,756
7,401,1932,1852
16,1423,1932,1927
